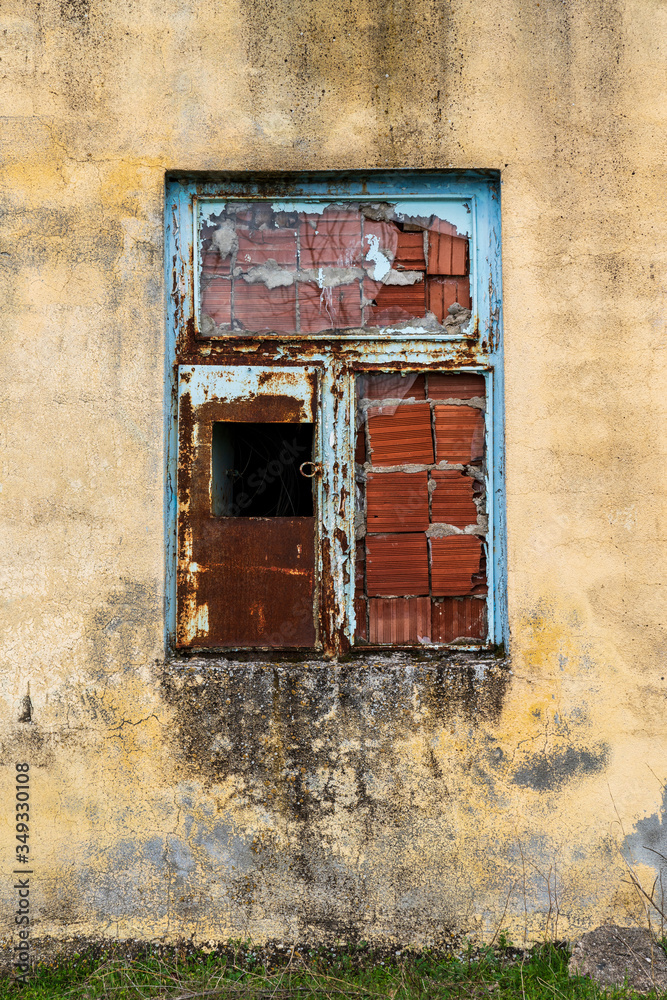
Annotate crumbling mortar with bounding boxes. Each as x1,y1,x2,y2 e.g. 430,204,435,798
360,461,474,474
357,396,484,412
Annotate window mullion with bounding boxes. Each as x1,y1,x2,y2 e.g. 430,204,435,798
318,358,355,656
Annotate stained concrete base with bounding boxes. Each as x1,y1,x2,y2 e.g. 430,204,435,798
569,925,667,994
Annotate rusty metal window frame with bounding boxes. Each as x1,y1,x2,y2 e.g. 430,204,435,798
165,171,506,656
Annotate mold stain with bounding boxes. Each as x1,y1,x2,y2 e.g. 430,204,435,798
159,657,510,828
511,744,609,791
152,655,510,940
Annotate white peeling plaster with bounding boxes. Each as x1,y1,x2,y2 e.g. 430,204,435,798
212,220,238,258
312,266,365,288
242,260,295,288
204,199,472,236
364,234,392,280
270,200,334,215
239,263,413,290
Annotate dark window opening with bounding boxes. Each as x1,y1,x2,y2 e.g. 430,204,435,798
211,422,314,517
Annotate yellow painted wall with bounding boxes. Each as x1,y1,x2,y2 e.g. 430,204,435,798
1,0,666,952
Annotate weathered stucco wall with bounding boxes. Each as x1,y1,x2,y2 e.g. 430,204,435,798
1,0,666,952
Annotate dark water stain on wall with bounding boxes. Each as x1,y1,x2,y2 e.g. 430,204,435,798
160,655,510,800
86,578,161,675
60,0,91,27
155,654,510,941
239,0,454,162
512,744,609,791
0,725,73,770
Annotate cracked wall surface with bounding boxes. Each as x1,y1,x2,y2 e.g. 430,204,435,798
0,0,667,957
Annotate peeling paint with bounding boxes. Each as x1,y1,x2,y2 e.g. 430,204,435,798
364,233,393,280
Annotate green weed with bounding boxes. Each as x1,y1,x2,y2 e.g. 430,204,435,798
0,941,659,1000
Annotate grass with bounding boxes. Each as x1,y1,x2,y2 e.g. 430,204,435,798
0,940,660,1000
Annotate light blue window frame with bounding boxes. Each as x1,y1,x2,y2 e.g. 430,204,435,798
165,171,506,654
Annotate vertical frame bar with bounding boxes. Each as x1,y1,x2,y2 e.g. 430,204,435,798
164,179,193,647
318,358,355,655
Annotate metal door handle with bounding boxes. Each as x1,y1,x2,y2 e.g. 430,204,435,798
299,461,322,478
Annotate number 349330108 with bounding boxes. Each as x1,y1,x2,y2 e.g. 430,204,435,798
15,764,29,864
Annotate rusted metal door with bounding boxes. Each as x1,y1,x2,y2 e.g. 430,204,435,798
176,366,319,648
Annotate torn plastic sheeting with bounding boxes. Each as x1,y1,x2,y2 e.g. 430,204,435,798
198,200,471,335
356,372,425,403
299,282,362,333
429,372,485,400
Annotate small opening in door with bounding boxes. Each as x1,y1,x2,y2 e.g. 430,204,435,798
212,422,315,517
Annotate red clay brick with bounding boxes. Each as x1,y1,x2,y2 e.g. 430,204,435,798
356,372,426,401
355,543,365,595
355,424,366,464
434,405,484,464
367,402,434,465
354,597,369,642
428,373,485,400
299,280,362,332
366,472,430,532
300,210,362,268
395,230,426,270
200,276,231,328
426,277,471,320
430,471,478,528
430,535,482,596
233,279,296,333
369,597,431,644
366,534,430,596
471,549,488,595
236,227,297,269
366,277,427,325
229,209,254,227
431,597,486,642
427,232,468,275
201,247,232,277
428,217,461,236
